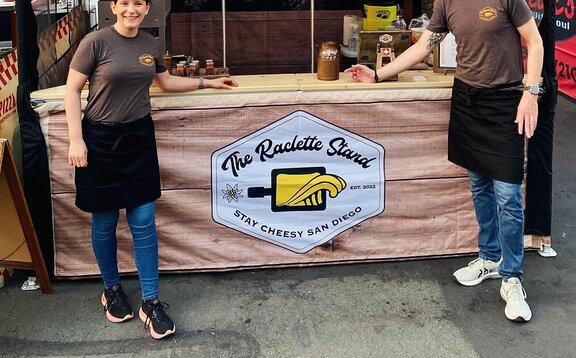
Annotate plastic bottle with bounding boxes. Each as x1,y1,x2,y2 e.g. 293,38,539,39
348,23,359,52
393,15,407,30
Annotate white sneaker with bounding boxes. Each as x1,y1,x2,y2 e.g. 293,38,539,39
453,257,502,286
500,278,532,322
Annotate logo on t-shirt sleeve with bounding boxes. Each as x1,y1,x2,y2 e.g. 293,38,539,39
479,7,497,21
139,54,155,66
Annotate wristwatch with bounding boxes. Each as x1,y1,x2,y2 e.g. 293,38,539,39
523,84,540,95
198,76,205,90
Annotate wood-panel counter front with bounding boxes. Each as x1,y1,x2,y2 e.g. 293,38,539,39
31,71,543,277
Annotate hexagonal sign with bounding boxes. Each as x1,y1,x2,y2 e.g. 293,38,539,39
211,110,386,253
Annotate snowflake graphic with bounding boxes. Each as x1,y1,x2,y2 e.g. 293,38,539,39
222,183,244,203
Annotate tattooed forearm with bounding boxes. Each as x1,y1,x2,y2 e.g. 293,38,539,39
426,33,446,50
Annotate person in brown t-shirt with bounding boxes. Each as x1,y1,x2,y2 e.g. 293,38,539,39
346,0,543,322
65,0,238,339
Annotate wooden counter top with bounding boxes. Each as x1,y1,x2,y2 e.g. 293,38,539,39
31,71,454,102
296,71,453,91
151,73,301,97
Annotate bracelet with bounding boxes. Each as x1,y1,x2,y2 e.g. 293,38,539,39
198,76,205,89
374,69,379,83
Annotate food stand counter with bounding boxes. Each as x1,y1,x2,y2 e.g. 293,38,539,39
31,71,543,277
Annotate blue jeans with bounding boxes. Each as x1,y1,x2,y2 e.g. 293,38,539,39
92,201,159,300
468,171,524,280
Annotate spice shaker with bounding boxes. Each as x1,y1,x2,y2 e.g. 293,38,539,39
163,51,172,74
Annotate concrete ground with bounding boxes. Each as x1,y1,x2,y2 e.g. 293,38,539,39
1,94,574,358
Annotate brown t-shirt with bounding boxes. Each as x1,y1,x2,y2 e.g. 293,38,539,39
427,0,533,88
70,26,167,123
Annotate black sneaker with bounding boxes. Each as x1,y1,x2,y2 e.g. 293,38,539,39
101,284,134,323
139,299,176,339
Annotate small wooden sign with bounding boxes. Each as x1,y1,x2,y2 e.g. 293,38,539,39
0,139,52,293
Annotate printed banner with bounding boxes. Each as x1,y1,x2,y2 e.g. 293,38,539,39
0,49,21,177
528,0,576,98
554,0,576,98
69,5,88,46
55,15,70,59
37,27,56,77
556,41,576,98
0,50,18,132
212,111,386,253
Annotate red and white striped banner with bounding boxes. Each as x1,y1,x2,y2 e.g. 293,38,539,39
0,49,18,133
56,15,70,40
55,15,71,59
0,50,17,91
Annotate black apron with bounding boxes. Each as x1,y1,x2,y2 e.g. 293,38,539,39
75,114,161,212
449,78,525,184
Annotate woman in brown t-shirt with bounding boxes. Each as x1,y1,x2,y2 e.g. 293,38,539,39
65,0,238,339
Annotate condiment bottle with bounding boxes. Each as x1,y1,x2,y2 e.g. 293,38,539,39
393,15,407,30
163,51,172,74
189,62,198,77
176,63,185,77
206,59,215,75
348,23,359,51
192,60,200,76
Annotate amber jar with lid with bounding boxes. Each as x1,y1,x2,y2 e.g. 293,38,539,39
316,41,340,81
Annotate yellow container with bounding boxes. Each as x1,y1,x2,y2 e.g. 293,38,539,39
362,4,397,30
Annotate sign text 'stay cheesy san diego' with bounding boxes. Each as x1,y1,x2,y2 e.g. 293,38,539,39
211,111,386,253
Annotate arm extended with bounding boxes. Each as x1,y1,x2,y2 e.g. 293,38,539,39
153,71,238,92
345,30,445,82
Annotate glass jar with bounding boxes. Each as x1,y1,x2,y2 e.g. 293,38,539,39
176,63,185,77
206,59,215,75
189,62,198,76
